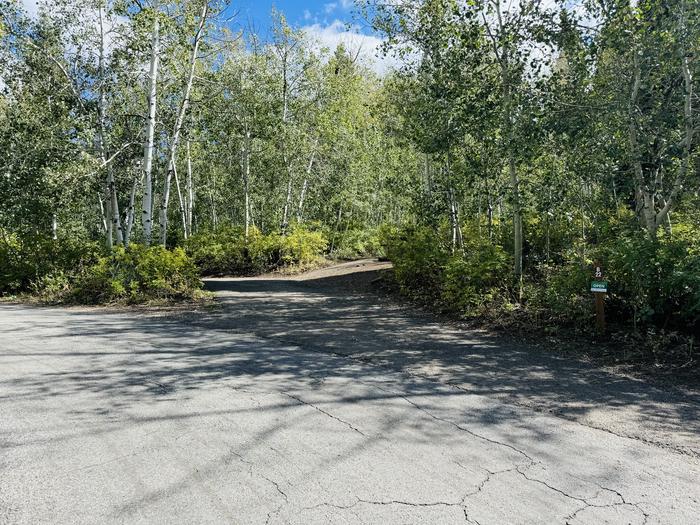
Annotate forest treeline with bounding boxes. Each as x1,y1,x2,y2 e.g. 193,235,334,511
1,1,699,348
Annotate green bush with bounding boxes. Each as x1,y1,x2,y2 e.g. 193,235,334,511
601,225,700,329
184,227,247,275
31,271,73,303
381,225,511,316
73,244,201,304
185,225,328,276
280,227,328,265
331,228,384,259
519,221,700,331
529,262,591,326
246,228,283,271
382,225,448,301
0,233,102,295
440,238,511,313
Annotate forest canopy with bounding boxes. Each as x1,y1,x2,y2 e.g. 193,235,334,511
1,0,699,343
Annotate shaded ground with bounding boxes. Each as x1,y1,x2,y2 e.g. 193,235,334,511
1,259,698,524
206,259,700,456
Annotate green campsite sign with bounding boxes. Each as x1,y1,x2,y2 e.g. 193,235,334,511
591,280,608,293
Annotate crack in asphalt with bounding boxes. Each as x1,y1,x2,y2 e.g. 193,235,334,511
370,383,534,464
265,503,284,525
564,496,650,525
304,497,466,511
208,290,699,459
265,327,698,458
560,479,651,525
402,395,533,461
463,509,483,525
357,498,460,507
230,449,289,507
459,466,518,503
261,473,288,502
353,377,653,521
302,467,651,525
282,392,367,436
446,381,700,459
515,466,588,504
463,464,650,525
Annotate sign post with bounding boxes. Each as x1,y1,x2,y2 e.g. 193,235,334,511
591,263,607,335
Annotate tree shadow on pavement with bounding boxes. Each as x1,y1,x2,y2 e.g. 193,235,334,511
2,270,699,457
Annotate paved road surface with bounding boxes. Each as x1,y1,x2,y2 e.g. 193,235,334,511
1,260,699,524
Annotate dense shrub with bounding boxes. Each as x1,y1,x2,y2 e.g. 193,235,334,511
529,222,700,330
331,228,384,259
601,225,700,329
72,245,201,304
184,227,247,275
528,262,592,327
382,225,448,301
382,225,511,315
279,227,328,265
0,233,102,295
31,271,73,303
440,238,511,313
185,225,328,276
383,220,700,333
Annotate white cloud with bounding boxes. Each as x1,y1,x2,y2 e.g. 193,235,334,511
321,0,353,16
20,0,40,17
303,9,312,20
19,1,128,59
302,20,402,76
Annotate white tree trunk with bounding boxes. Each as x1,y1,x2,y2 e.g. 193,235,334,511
209,188,218,227
98,6,123,247
124,169,141,246
484,0,523,279
654,12,695,231
173,161,188,239
240,131,252,238
186,140,194,236
142,1,160,245
98,194,108,232
509,155,523,277
159,2,209,246
278,41,293,234
445,154,463,253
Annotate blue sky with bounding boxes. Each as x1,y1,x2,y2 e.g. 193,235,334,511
227,0,397,73
20,0,396,73
230,0,361,34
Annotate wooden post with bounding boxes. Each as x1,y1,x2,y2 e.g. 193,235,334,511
595,292,605,334
592,262,606,335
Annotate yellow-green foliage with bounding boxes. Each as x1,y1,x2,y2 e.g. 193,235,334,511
440,238,511,313
184,227,247,275
279,227,328,265
331,227,384,259
0,233,102,295
382,225,448,300
383,217,700,331
185,225,328,276
73,245,201,304
600,223,700,327
382,225,511,315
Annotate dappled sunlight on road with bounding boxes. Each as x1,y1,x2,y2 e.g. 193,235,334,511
1,268,698,523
